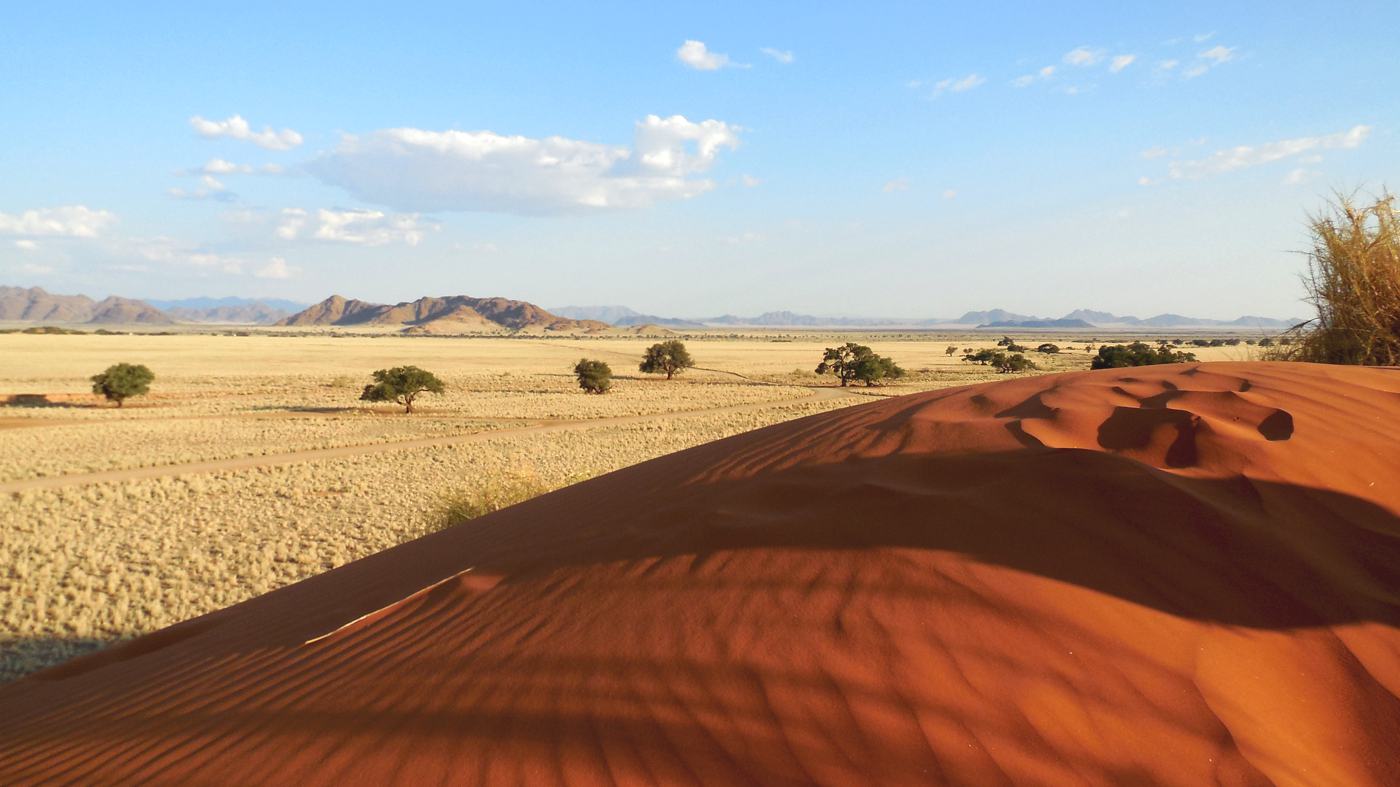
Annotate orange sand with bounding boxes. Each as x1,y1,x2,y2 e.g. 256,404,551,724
2,361,1398,785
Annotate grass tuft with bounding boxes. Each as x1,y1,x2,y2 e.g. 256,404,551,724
1281,192,1400,365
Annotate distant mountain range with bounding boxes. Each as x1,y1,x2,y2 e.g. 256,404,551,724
278,295,609,333
555,305,1306,330
0,286,172,325
0,286,1306,331
146,296,305,324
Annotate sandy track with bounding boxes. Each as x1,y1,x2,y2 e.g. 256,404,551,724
1,385,857,493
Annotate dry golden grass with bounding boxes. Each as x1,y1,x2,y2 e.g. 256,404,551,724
0,330,1259,680
1286,193,1400,364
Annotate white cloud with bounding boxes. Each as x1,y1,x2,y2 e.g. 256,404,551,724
1157,59,1180,72
759,47,794,64
930,73,985,97
1109,54,1137,73
307,115,741,215
1283,168,1316,185
189,114,303,150
0,205,116,238
723,231,762,245
1194,32,1216,43
882,178,910,193
276,208,308,240
1168,125,1371,180
1184,45,1235,78
16,262,54,275
1064,46,1104,66
740,173,762,187
1200,45,1233,62
276,208,433,246
676,40,744,70
14,239,38,251
127,237,244,273
1137,176,1156,186
1140,146,1169,159
203,158,247,175
1012,65,1055,87
255,257,297,279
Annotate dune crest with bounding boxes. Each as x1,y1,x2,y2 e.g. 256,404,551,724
2,362,1398,785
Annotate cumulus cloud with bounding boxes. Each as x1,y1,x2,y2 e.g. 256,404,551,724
740,174,762,187
676,40,744,70
195,158,281,176
759,47,794,64
255,257,297,279
0,205,115,238
930,73,985,97
1140,146,1169,159
128,237,244,273
276,208,434,246
1283,168,1316,186
1168,125,1371,179
1109,54,1137,73
168,179,235,202
882,178,910,193
1063,47,1104,66
1012,65,1056,87
306,115,741,215
190,114,303,150
14,239,38,251
1184,45,1235,78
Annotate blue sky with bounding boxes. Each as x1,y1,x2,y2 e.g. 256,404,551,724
2,1,1397,319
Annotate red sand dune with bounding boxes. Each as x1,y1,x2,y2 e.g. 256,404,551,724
3,361,1399,785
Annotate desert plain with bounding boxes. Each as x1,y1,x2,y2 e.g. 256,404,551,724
4,328,1260,681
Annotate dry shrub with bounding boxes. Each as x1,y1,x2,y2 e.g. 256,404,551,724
431,467,552,532
1284,193,1400,365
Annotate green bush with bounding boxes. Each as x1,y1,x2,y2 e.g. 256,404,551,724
360,366,445,413
574,358,613,394
1091,342,1198,369
90,363,154,407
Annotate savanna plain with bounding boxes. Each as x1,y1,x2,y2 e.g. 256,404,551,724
0,330,1258,680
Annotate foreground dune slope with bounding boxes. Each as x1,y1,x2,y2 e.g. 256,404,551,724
2,362,1399,785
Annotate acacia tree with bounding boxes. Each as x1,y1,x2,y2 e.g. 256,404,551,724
360,366,445,413
574,358,612,394
816,343,903,386
639,340,694,380
91,363,154,407
853,353,906,386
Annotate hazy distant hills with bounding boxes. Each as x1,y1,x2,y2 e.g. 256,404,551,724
279,295,610,333
146,296,304,324
556,304,1305,330
552,305,704,328
0,285,1306,331
0,286,172,325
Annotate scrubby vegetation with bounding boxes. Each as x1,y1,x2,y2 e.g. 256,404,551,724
963,349,1038,373
1091,342,1198,369
1282,193,1400,365
816,343,904,386
639,340,695,379
360,366,445,413
433,469,553,530
1036,343,1061,354
574,359,613,394
90,363,154,407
